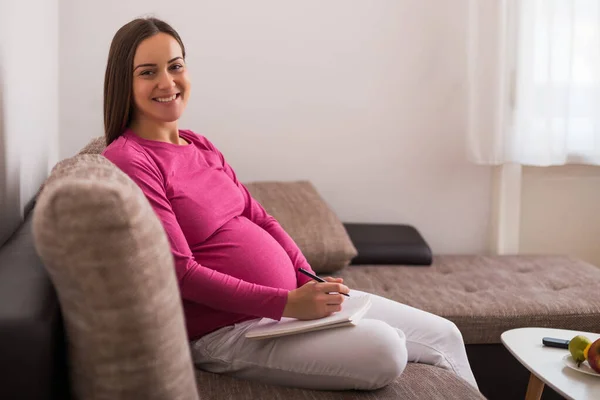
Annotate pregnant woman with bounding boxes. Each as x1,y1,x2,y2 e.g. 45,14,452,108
102,16,478,391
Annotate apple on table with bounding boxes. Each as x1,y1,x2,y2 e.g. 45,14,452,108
588,338,600,374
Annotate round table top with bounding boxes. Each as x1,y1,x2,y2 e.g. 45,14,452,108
501,327,600,400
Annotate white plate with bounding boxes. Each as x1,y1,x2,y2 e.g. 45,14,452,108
563,354,600,377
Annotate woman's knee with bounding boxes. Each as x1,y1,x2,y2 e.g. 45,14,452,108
357,321,408,389
440,318,465,346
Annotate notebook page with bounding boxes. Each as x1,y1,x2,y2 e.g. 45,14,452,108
246,292,372,338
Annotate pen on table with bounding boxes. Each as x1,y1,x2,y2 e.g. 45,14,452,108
298,268,350,297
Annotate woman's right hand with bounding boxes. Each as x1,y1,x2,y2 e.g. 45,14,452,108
282,281,350,320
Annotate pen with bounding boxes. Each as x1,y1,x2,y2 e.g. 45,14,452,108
298,268,350,297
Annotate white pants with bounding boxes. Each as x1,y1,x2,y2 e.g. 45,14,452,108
190,290,478,391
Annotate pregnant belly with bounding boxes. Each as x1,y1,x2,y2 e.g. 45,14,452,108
193,216,298,291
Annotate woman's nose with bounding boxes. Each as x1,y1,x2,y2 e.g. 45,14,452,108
157,71,176,89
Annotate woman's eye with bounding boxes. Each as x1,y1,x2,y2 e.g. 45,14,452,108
140,70,154,76
171,64,183,71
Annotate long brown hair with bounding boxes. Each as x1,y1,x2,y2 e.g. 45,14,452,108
103,17,186,145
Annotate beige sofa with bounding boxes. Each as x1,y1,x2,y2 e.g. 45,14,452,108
29,138,600,400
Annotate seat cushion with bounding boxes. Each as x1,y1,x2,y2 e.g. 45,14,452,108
32,154,199,400
338,255,600,344
194,362,485,400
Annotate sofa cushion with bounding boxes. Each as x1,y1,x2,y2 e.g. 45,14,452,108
194,362,485,400
245,181,357,273
337,255,600,344
32,154,199,400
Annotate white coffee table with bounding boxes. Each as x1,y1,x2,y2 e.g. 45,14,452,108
501,327,600,400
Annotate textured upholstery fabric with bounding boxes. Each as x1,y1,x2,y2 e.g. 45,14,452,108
77,136,107,155
194,363,486,400
32,154,199,400
338,255,600,344
245,181,357,273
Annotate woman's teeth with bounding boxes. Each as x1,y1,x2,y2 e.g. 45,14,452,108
155,94,178,103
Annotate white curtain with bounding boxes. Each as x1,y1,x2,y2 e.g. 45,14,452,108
468,0,600,166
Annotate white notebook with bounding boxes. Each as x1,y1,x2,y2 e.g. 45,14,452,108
245,293,372,340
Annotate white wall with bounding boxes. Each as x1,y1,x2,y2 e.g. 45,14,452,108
59,0,493,254
520,166,600,267
0,0,59,245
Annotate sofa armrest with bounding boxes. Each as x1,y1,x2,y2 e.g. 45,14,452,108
32,155,199,400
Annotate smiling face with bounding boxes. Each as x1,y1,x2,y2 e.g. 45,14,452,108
131,32,190,127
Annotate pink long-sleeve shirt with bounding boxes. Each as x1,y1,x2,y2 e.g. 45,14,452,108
102,129,314,340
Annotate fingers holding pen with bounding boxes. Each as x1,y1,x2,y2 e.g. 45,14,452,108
315,282,350,297
322,276,344,284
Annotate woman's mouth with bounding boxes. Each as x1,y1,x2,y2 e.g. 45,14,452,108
153,93,180,103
